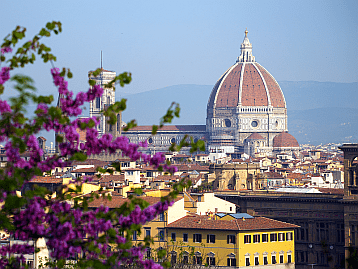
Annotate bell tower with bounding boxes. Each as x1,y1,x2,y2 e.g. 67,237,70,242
88,67,116,136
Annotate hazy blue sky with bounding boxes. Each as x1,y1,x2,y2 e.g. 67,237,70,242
2,0,357,99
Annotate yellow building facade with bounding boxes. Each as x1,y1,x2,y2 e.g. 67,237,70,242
167,214,298,268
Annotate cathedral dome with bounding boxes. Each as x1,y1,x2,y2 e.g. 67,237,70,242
245,133,264,140
207,31,286,110
273,132,299,148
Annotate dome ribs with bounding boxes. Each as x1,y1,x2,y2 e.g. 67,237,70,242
273,132,299,148
241,63,268,107
208,69,230,109
215,64,242,108
255,64,286,108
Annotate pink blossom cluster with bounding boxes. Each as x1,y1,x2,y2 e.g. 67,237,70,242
0,243,34,268
0,67,10,85
0,46,12,54
13,196,173,265
0,55,180,269
51,68,103,117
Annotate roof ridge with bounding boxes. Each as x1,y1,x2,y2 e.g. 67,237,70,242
234,219,240,230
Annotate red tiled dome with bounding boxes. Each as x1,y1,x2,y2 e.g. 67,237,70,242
245,133,264,140
207,30,286,111
207,62,286,109
273,132,299,148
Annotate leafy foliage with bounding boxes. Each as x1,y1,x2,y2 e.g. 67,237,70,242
0,22,206,269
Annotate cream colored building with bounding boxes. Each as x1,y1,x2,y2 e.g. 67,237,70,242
184,192,237,215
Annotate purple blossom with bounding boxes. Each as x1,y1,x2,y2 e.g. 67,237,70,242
0,67,10,85
0,47,12,54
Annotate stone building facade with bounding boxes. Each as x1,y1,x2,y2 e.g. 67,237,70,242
214,143,358,269
207,163,261,191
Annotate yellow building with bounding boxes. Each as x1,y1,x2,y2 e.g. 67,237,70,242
88,194,187,255
167,213,298,268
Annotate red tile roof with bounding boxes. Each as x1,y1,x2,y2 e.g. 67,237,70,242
245,133,264,140
273,132,299,148
88,195,182,209
126,125,206,132
72,167,97,173
208,63,286,109
30,176,63,184
167,215,299,231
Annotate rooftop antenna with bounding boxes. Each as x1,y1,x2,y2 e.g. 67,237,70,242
101,50,103,69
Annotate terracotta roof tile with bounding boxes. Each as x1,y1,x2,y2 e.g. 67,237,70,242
245,133,264,140
30,176,63,184
273,132,299,148
167,215,298,231
126,125,206,132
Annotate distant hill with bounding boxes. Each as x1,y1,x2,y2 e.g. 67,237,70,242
279,81,358,111
121,81,358,145
122,84,212,126
288,107,358,145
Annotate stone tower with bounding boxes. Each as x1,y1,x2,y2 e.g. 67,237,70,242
88,68,116,136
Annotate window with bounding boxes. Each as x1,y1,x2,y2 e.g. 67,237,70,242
171,252,177,265
298,221,308,241
270,233,277,242
183,233,188,242
158,229,165,241
287,254,292,263
207,257,215,266
159,213,164,221
146,248,151,259
280,255,284,263
182,254,189,264
286,232,293,241
263,256,268,265
194,254,202,265
197,196,202,202
337,223,345,243
316,222,329,242
244,234,251,244
133,231,137,240
272,255,276,264
245,257,250,266
27,261,34,269
262,233,268,242
207,234,215,243
95,97,101,109
254,256,259,265
171,232,176,242
253,234,260,243
193,233,202,243
145,228,151,237
227,235,236,244
227,257,236,266
278,232,285,241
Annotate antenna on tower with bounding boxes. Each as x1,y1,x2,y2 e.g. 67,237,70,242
101,50,103,69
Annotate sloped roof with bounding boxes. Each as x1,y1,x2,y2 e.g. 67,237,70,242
168,214,299,231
